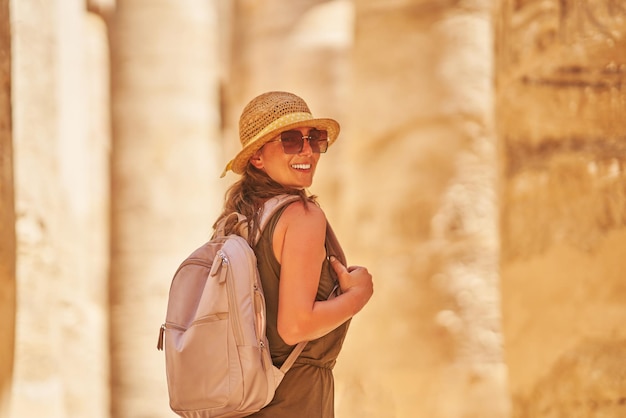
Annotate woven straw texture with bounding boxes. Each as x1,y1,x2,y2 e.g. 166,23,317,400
239,92,311,148
221,91,340,177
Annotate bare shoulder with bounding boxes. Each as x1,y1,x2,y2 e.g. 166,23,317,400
273,199,326,263
279,199,326,229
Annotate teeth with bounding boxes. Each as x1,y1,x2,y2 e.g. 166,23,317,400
292,164,311,170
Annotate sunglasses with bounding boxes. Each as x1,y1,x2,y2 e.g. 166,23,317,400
267,129,329,154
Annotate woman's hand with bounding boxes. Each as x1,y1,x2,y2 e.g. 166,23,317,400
329,256,373,315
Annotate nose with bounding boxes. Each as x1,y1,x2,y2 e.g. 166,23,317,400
299,137,314,155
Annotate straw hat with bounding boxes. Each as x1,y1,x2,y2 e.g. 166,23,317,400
220,91,340,177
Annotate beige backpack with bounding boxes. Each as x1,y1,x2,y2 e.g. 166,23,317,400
157,195,342,417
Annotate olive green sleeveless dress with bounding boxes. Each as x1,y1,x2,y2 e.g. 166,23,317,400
248,205,350,418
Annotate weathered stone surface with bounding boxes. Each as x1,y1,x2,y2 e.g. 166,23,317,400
10,0,67,416
497,0,626,416
9,1,111,417
0,0,15,417
525,339,626,418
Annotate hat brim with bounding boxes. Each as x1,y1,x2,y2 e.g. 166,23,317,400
221,112,340,177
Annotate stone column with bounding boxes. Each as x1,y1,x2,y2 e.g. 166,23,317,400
0,1,15,417
109,1,222,416
10,0,111,416
496,0,626,415
10,2,62,416
338,1,509,417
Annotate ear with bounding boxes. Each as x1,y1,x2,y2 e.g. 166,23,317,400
249,149,264,170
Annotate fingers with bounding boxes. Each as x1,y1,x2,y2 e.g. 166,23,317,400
329,256,373,313
329,256,364,273
329,255,349,276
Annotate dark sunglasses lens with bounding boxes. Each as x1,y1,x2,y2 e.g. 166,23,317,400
280,130,303,154
309,129,328,153
279,129,329,154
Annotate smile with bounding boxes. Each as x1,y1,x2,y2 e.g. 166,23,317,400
291,163,311,170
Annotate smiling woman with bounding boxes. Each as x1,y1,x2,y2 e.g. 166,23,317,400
213,91,374,417
220,91,339,177
248,127,325,189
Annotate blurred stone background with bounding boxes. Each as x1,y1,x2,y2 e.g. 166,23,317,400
0,0,624,417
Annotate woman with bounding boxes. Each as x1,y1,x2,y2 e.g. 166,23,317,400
217,91,373,417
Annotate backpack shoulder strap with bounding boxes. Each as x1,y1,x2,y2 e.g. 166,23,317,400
212,195,299,241
253,195,301,245
213,212,247,239
324,222,346,267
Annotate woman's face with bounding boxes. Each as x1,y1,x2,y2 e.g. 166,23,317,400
250,127,322,189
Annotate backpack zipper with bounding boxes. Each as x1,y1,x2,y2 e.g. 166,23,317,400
158,313,228,351
219,249,245,346
157,322,185,351
253,284,265,341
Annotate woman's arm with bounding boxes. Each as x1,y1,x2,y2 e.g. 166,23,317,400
273,201,373,345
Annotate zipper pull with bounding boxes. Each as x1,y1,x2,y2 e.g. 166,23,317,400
216,251,228,284
157,324,165,351
259,340,267,369
211,251,229,283
210,251,227,277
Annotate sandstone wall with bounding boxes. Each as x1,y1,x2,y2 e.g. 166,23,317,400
496,0,626,416
0,0,15,417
